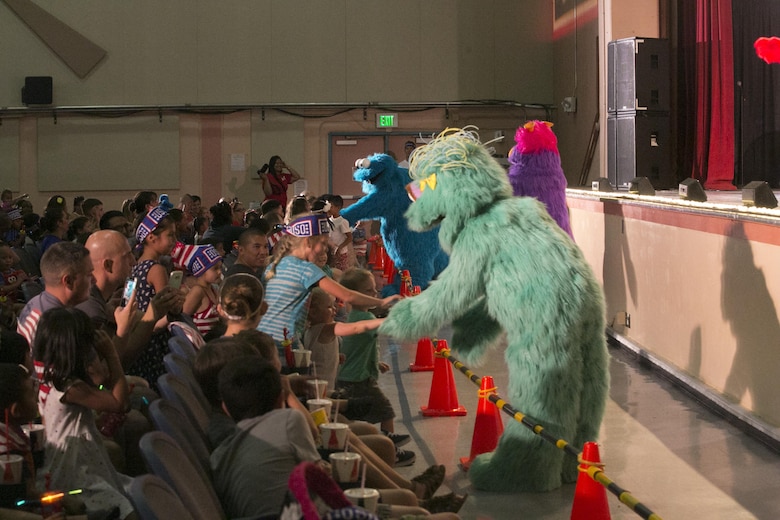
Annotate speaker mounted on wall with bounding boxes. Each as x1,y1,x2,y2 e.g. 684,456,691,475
21,76,53,105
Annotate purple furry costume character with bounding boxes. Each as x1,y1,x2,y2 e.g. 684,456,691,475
508,121,573,238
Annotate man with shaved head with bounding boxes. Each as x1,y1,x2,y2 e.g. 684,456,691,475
78,229,182,368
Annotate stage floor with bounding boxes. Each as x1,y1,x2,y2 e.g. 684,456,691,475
380,330,780,519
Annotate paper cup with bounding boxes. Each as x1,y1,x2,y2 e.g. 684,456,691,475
329,452,362,484
344,487,380,513
307,398,333,418
293,349,312,368
319,422,350,450
22,424,45,453
0,454,23,485
307,379,328,399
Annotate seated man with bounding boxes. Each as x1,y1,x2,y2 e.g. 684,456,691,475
223,227,268,278
210,357,324,518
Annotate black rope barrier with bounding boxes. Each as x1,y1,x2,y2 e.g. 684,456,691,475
439,347,663,520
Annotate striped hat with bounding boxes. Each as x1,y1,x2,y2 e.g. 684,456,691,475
136,206,169,244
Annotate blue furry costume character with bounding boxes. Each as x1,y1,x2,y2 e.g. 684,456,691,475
508,120,573,238
379,128,609,492
341,154,448,296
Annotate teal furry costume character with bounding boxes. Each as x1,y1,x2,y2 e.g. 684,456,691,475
341,154,448,296
379,128,609,492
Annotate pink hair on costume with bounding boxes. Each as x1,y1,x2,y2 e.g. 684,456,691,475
514,120,559,155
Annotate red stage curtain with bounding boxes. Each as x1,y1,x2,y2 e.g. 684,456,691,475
694,0,736,190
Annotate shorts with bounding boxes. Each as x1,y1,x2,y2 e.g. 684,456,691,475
335,378,395,425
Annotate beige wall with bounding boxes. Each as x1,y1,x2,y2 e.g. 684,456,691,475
0,0,553,106
1,0,554,211
569,191,780,429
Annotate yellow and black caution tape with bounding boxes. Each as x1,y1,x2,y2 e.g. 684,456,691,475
439,348,663,520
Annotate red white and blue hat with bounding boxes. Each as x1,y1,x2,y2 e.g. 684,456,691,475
136,206,169,244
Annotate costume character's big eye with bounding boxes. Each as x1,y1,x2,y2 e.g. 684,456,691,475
406,173,437,202
354,158,371,169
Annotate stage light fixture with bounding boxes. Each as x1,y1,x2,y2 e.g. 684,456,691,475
591,177,614,192
628,177,655,196
742,181,778,208
678,178,707,202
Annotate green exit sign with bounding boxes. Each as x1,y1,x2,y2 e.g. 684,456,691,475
376,113,398,128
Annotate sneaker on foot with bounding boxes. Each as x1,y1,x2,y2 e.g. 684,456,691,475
382,429,411,447
394,447,416,467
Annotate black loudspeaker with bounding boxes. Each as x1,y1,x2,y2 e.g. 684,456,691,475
21,76,53,105
607,112,673,190
608,38,670,112
679,178,707,202
742,181,778,208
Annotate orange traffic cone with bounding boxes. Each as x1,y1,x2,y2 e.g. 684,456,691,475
570,442,611,520
421,339,467,417
409,337,435,372
459,375,504,471
376,244,386,271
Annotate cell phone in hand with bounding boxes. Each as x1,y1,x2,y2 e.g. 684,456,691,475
168,270,184,289
121,277,138,307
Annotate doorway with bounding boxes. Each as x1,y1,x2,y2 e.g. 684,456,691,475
328,132,434,204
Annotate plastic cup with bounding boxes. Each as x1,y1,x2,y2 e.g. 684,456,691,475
307,379,328,399
329,452,362,484
319,422,350,450
22,424,45,453
0,454,23,484
293,349,312,368
344,487,380,513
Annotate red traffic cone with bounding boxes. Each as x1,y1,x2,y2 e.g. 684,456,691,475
570,442,610,520
375,243,385,271
410,337,435,372
459,376,504,471
421,339,467,417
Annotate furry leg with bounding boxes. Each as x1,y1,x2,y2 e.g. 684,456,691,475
451,298,502,365
469,422,565,492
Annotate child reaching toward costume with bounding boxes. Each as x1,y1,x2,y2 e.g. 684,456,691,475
33,307,137,519
258,213,400,365
336,268,409,458
303,287,383,390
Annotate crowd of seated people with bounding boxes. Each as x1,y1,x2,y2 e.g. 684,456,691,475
0,187,464,519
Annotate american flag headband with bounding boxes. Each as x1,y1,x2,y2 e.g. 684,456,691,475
267,214,330,248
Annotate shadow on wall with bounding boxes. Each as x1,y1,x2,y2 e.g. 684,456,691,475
721,221,780,426
602,206,638,328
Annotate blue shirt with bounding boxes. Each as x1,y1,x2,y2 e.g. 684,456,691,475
258,256,325,346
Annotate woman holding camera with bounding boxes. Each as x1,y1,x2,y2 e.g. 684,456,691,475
257,155,301,208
